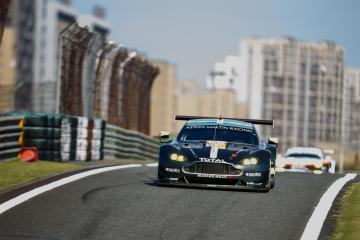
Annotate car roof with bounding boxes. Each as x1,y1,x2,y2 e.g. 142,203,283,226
286,147,323,157
186,118,254,130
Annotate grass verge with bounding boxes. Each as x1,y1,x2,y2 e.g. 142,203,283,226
0,160,81,192
0,159,156,192
330,182,360,240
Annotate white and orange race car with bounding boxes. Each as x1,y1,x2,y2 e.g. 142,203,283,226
277,147,335,174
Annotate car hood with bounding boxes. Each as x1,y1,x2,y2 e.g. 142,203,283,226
178,141,258,164
283,157,323,166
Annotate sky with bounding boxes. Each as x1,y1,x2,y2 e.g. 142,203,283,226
73,0,360,83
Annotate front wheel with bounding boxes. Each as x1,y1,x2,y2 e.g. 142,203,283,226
262,171,271,192
270,167,275,189
270,175,275,189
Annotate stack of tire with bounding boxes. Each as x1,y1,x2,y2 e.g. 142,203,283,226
60,116,105,161
0,114,24,161
22,113,62,161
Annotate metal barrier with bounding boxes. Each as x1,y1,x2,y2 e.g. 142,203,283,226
104,124,159,160
0,115,23,161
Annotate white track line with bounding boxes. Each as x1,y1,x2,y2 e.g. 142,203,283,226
0,164,142,215
145,162,158,167
300,173,357,240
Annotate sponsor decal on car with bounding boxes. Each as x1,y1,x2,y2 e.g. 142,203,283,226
245,172,262,177
199,158,227,163
206,140,227,158
165,168,180,173
246,181,263,186
197,174,227,179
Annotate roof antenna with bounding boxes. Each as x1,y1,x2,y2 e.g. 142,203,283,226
219,95,224,120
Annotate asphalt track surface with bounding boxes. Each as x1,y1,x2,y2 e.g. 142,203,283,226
0,166,357,240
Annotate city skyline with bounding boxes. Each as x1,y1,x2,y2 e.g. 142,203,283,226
73,0,360,83
0,0,358,161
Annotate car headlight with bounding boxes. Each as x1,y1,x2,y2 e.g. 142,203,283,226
169,153,187,162
242,157,258,165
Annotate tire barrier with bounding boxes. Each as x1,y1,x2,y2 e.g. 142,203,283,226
60,117,105,161
1,112,159,162
21,113,63,161
0,114,23,161
104,124,159,160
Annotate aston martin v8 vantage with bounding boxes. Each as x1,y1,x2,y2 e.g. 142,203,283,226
157,116,278,192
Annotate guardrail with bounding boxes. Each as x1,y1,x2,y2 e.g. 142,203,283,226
104,124,159,160
0,113,159,162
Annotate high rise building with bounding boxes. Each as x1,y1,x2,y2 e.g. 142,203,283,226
150,60,176,136
206,56,240,91
4,0,37,111
238,37,345,153
78,6,110,40
175,80,241,133
344,68,360,152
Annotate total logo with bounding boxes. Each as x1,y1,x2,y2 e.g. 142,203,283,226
246,172,262,177
199,158,227,163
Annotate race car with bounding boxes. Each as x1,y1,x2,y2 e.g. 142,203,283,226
157,115,278,192
277,147,334,173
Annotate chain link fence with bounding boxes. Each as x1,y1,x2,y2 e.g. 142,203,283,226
57,23,159,135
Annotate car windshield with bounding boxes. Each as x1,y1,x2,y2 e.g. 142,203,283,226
177,125,258,145
286,153,321,159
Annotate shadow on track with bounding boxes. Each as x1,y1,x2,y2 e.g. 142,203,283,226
143,180,263,193
0,234,66,240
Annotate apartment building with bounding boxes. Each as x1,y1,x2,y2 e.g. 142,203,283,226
175,80,243,133
3,0,37,111
238,37,345,153
345,68,360,151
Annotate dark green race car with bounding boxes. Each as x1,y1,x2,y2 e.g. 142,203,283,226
157,116,277,192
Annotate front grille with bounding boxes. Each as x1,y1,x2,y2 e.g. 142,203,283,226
183,162,242,175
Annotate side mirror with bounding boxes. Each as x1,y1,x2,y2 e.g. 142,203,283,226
159,131,172,143
268,137,278,146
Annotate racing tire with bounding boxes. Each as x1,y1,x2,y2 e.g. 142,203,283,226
23,127,48,139
262,171,272,193
24,115,47,127
270,174,275,189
